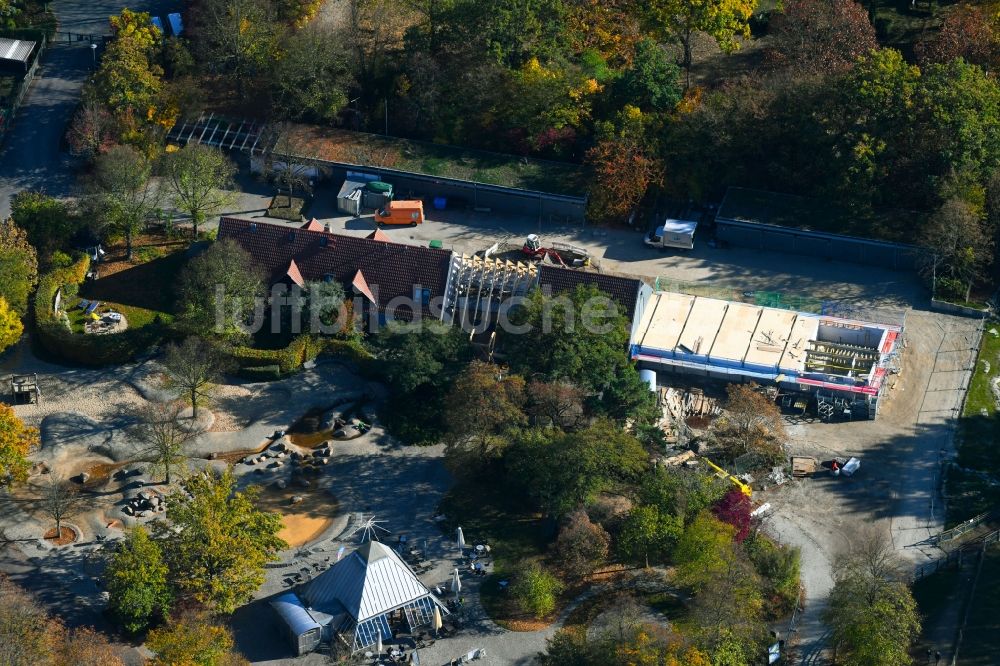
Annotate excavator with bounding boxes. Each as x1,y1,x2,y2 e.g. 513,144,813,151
521,234,591,267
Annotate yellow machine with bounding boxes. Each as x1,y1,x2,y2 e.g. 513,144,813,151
701,456,752,497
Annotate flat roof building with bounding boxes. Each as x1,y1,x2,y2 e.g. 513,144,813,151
630,292,902,418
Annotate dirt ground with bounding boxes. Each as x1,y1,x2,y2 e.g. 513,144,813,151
761,309,981,663
256,485,341,549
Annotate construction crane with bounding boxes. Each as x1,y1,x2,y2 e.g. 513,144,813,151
701,456,753,497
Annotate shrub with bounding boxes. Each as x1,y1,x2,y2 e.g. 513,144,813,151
131,246,167,264
511,564,563,619
49,250,73,268
33,254,175,366
238,365,282,381
555,510,610,579
744,531,801,617
0,297,23,354
712,488,753,542
230,335,374,376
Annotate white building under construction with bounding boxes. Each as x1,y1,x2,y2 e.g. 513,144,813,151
630,291,903,419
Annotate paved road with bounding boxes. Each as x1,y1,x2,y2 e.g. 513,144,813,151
0,0,182,219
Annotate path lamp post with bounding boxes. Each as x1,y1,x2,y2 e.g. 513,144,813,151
90,43,97,69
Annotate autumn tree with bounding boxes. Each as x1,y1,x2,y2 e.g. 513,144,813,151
163,337,232,419
586,107,661,224
711,383,786,465
176,239,265,342
55,627,126,666
526,380,586,430
90,145,161,261
646,0,756,87
154,470,286,613
0,404,37,486
768,0,877,74
711,488,752,542
105,527,172,633
66,97,116,161
147,611,249,666
129,401,203,485
164,144,238,238
674,511,766,659
0,575,55,666
919,197,992,301
38,477,84,540
190,0,280,97
95,10,164,122
271,22,353,123
540,623,711,665
617,503,683,567
555,510,610,579
823,530,920,666
916,4,999,70
443,360,525,464
0,298,23,355
510,420,649,518
0,218,38,317
505,283,655,422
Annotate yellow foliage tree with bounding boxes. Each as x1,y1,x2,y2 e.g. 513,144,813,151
647,0,757,87
0,402,37,486
0,296,23,355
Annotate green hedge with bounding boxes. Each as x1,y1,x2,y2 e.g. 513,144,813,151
230,335,375,378
238,365,282,381
33,254,174,366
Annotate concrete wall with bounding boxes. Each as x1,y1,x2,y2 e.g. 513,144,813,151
930,299,991,318
716,218,924,270
316,164,588,221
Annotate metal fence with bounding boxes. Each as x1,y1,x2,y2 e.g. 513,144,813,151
0,33,45,145
168,114,589,221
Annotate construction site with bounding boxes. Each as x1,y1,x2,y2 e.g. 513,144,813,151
630,290,904,420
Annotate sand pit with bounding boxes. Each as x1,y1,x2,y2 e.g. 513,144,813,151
257,486,340,548
44,526,78,546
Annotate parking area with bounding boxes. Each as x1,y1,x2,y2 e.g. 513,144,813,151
218,182,923,313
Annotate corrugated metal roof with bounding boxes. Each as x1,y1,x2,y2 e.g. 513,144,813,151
303,541,437,622
0,38,34,65
270,592,322,635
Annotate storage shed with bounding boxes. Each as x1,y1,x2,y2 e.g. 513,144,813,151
336,179,365,216
0,37,35,72
270,592,323,656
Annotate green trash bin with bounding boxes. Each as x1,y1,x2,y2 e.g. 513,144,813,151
428,240,443,249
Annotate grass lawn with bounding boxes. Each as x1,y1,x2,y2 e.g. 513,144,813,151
958,547,1000,665
77,237,189,326
283,124,589,198
438,474,553,629
962,326,1000,418
950,325,1000,525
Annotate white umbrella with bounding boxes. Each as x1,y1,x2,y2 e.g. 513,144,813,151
451,568,462,597
456,526,466,550
376,631,383,655
432,606,443,635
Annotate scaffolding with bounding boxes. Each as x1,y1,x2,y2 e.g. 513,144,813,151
447,254,537,331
